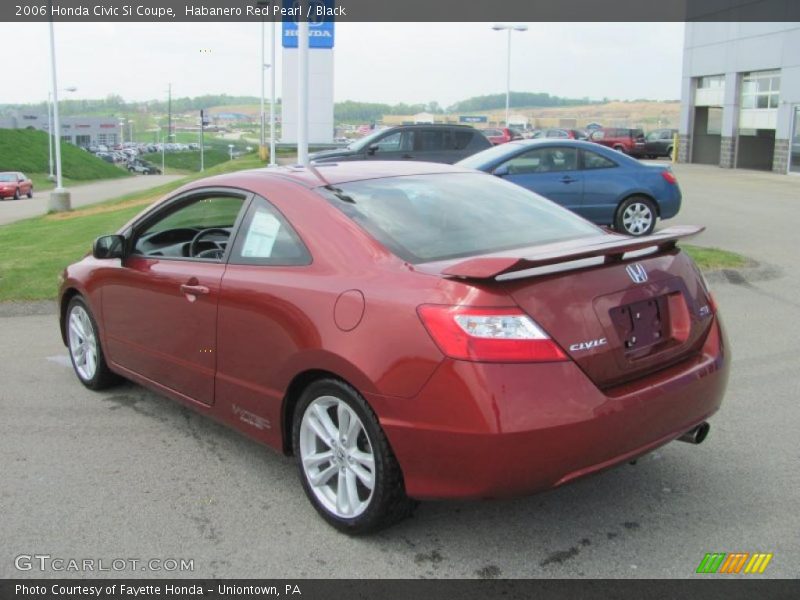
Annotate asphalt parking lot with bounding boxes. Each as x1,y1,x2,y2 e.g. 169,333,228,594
1,164,798,579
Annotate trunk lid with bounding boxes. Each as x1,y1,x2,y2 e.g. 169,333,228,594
424,226,715,388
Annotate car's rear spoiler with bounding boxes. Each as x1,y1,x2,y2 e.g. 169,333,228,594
440,225,705,280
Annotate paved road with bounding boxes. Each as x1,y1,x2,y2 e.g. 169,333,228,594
1,165,798,579
0,175,182,226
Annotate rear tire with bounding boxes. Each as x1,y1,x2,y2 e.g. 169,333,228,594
66,296,122,390
292,378,417,534
615,196,657,237
613,145,626,153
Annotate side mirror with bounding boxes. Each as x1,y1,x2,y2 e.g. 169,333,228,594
367,144,379,156
93,234,125,260
492,164,510,177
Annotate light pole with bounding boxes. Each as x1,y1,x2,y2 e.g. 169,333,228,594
492,23,528,127
228,144,234,160
48,19,70,212
47,86,78,181
297,18,309,166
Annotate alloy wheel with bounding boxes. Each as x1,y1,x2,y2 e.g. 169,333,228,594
68,305,98,381
299,395,376,519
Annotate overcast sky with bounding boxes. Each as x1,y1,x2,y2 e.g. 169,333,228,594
0,22,685,106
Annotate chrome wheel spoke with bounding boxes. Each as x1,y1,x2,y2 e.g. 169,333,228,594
345,468,361,513
312,403,340,442
336,469,349,514
309,463,337,487
303,450,333,470
68,305,98,380
350,461,374,491
306,413,334,447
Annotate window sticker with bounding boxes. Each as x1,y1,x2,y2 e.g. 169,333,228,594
241,209,281,258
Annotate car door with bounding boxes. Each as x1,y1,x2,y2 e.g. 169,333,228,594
495,146,584,211
215,195,313,447
413,128,451,163
100,189,250,406
366,130,415,161
579,148,626,224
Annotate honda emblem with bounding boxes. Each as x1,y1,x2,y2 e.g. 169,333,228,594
626,263,648,284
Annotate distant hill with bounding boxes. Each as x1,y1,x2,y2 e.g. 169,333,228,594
0,129,127,180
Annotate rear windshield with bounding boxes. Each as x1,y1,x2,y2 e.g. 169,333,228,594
319,173,599,263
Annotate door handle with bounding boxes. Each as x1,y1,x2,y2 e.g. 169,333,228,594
180,284,209,297
560,176,577,184
402,154,414,159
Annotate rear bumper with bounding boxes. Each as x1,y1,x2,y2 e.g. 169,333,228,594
370,317,728,500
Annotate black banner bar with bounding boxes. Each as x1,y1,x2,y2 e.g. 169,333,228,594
2,0,800,22
2,579,800,600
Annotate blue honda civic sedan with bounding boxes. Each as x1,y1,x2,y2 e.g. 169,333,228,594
457,139,682,236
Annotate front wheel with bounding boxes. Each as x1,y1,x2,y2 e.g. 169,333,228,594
615,196,657,236
292,379,416,534
66,296,121,390
13,188,20,200
27,187,33,198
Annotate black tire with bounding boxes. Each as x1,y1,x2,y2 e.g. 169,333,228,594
26,187,33,198
615,196,657,237
292,378,417,534
65,296,122,390
13,188,20,200
613,144,626,154
665,147,673,160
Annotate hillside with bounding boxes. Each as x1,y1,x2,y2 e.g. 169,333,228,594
0,129,127,180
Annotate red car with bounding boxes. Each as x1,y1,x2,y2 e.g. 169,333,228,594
0,171,34,199
589,127,647,157
59,162,728,533
481,127,523,145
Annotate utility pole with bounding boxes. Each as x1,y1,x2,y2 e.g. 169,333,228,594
200,109,205,172
167,83,172,143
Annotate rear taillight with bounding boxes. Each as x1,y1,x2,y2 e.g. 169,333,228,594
417,305,567,363
661,170,678,184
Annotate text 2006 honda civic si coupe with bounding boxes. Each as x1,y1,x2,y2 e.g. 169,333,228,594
59,162,729,534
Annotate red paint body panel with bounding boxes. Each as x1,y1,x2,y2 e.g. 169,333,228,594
58,162,729,502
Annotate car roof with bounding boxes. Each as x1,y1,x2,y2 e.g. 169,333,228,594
500,139,604,150
197,161,477,189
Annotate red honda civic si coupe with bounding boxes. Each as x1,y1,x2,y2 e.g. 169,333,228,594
59,162,728,533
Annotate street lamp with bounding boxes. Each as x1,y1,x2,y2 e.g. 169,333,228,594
47,86,76,181
256,0,277,167
492,23,528,126
48,19,72,212
228,144,235,160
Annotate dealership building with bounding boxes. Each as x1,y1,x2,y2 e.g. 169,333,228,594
679,22,800,174
0,112,121,147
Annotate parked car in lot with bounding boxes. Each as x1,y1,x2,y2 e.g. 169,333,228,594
309,124,491,164
645,128,678,159
59,161,726,533
458,139,681,236
544,128,588,140
0,171,33,199
589,127,647,157
127,160,162,175
481,127,524,145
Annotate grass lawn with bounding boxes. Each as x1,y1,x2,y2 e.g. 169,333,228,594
141,148,231,172
0,168,749,302
683,245,748,271
0,129,128,181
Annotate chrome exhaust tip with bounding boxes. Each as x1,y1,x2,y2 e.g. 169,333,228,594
678,422,710,445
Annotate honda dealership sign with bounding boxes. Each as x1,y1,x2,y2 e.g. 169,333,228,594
281,0,335,144
282,0,335,49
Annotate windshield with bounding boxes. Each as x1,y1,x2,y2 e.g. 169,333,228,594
319,173,600,264
0,174,17,181
348,129,389,151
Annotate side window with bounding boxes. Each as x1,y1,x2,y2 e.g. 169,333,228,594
453,130,473,150
229,196,311,266
661,131,674,140
591,130,605,140
132,193,246,260
501,147,578,175
416,129,448,152
582,150,618,170
646,131,660,142
374,132,402,152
